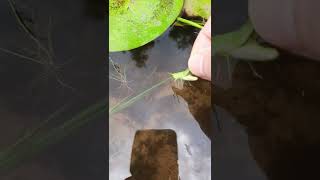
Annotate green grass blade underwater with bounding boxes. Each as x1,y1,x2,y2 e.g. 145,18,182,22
109,68,200,116
0,67,197,174
110,77,171,115
0,100,107,174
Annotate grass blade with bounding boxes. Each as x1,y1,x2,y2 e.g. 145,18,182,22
0,99,107,174
109,77,171,115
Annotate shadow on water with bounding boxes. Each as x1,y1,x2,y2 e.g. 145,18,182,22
0,0,107,179
172,80,212,139
129,41,155,68
169,26,199,50
214,54,320,180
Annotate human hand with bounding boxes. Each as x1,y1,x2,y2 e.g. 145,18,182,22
188,17,211,81
249,0,320,60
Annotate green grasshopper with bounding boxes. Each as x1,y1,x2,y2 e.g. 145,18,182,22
170,68,197,103
170,68,198,81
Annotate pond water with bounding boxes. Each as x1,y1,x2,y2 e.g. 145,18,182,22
213,0,320,180
0,0,107,179
2,0,318,179
109,25,212,179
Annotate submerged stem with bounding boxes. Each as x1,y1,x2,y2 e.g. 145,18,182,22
0,99,107,173
176,17,203,29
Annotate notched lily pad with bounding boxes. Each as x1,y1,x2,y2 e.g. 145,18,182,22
109,0,184,52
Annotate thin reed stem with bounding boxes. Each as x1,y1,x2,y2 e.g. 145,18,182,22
176,17,203,29
109,77,172,115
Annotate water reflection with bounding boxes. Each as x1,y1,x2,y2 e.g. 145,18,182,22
212,106,267,180
125,129,179,180
109,27,211,180
169,26,198,50
129,41,155,68
214,55,320,179
172,80,212,139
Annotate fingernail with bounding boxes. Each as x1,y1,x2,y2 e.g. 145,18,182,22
188,54,204,77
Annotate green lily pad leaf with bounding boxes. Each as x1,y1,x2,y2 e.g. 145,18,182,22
109,0,184,52
183,0,211,19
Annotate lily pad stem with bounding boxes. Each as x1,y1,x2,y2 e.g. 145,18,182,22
176,17,203,29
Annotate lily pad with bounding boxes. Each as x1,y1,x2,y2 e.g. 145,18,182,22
109,0,184,52
183,0,211,19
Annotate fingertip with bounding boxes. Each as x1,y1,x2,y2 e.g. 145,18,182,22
188,54,204,77
199,16,211,40
188,53,211,81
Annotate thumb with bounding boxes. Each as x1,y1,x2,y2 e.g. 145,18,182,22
188,17,211,80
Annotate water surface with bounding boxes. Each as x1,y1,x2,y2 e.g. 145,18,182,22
109,25,212,179
213,0,320,180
